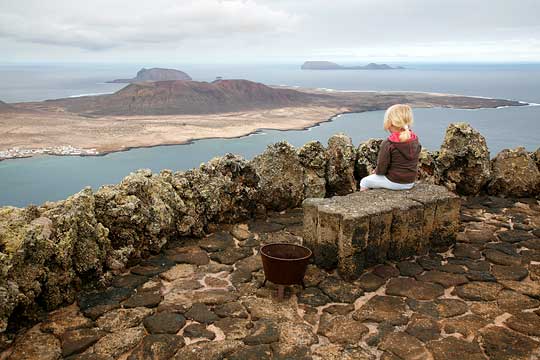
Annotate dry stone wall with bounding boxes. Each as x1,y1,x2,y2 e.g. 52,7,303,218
0,124,539,333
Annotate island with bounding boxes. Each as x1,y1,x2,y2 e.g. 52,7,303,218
301,61,404,70
107,67,192,83
0,79,525,160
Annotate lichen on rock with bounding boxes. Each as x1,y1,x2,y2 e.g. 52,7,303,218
437,123,491,195
252,141,304,211
488,147,540,197
95,169,182,256
326,133,357,196
417,149,439,184
355,138,383,183
195,154,260,225
298,141,327,198
532,147,540,170
1,188,112,331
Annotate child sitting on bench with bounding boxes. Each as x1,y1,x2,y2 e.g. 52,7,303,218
360,104,421,191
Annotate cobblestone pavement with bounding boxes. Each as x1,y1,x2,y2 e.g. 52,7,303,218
2,196,540,360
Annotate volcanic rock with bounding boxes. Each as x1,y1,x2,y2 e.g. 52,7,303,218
488,147,540,197
405,313,441,342
480,326,540,360
143,311,186,334
243,319,279,345
379,332,431,360
352,295,408,325
453,282,503,301
426,336,485,360
127,334,185,360
326,134,357,196
318,275,364,303
252,142,304,211
95,307,152,333
355,138,383,181
505,312,540,336
8,326,61,360
185,303,219,324
298,141,327,198
214,317,251,340
182,323,216,340
318,313,368,344
386,278,444,300
171,340,242,360
93,325,146,358
60,328,106,357
436,122,491,195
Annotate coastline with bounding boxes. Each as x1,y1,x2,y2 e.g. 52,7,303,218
0,90,530,162
0,107,352,162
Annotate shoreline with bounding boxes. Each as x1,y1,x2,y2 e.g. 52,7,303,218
0,101,534,163
0,109,353,162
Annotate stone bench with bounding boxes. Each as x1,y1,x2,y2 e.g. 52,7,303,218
302,183,460,280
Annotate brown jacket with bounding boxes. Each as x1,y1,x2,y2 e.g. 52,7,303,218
375,137,422,184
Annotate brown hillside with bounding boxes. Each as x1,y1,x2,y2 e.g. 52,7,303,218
46,79,325,116
0,100,16,113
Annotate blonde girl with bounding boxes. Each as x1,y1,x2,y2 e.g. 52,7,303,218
359,104,421,191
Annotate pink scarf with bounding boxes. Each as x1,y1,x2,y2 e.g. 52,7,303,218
388,130,418,143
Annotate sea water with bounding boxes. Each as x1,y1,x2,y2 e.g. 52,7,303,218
0,62,539,206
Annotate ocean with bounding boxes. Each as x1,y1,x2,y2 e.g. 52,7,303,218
1,62,539,207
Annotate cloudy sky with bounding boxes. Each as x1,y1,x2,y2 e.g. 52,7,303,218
1,0,539,63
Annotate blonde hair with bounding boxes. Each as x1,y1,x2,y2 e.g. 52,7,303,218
383,104,414,142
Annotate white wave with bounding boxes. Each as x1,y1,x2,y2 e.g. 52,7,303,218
68,92,113,98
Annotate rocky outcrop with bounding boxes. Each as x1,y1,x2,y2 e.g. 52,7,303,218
181,154,260,228
417,149,439,184
326,134,357,196
252,142,304,211
355,138,383,181
437,123,491,195
298,141,327,198
532,147,540,171
488,147,540,197
0,189,111,332
95,170,183,259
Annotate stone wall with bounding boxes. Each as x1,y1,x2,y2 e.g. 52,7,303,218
303,184,460,280
0,123,539,333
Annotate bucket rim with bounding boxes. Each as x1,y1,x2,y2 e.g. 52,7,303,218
260,242,312,262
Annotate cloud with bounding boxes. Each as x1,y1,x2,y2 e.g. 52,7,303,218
1,0,539,61
0,0,297,51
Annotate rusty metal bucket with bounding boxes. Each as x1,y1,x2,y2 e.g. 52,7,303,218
260,243,312,298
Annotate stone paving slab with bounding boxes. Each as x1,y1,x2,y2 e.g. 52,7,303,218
2,196,540,360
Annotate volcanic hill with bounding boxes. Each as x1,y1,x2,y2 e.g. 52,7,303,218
107,67,192,83
43,79,325,116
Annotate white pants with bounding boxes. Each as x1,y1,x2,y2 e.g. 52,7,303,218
360,174,415,190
